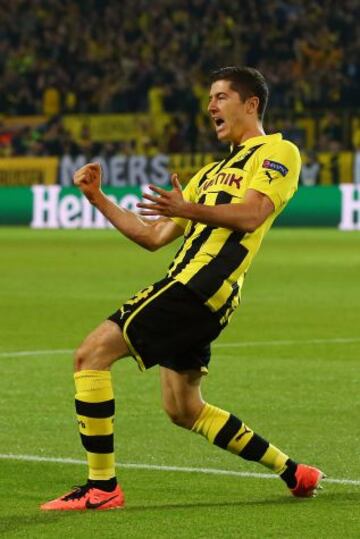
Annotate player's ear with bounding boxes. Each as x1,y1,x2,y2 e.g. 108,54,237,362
246,96,259,116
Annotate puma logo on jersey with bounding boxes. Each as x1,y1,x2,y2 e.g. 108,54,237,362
265,171,274,183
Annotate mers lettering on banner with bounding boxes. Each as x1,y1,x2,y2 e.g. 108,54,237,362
59,155,170,187
60,151,354,187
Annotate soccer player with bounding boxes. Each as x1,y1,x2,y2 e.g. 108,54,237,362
41,67,323,511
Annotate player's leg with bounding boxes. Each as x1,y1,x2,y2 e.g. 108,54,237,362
73,320,129,488
160,366,204,429
75,319,130,371
160,367,323,497
41,320,129,511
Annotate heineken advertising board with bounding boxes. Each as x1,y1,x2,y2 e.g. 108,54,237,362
0,185,359,230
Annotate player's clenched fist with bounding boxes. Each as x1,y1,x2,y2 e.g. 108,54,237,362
73,162,102,204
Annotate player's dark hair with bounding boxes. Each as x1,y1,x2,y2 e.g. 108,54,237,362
210,66,269,121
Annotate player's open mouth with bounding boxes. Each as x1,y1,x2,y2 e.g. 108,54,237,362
213,118,225,132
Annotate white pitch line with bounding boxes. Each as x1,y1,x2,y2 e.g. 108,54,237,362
0,349,72,358
0,453,359,486
1,336,360,358
213,337,360,349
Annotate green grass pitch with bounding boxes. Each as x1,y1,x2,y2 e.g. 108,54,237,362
0,227,359,538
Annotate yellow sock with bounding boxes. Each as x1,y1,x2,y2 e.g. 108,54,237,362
192,403,289,474
74,370,116,481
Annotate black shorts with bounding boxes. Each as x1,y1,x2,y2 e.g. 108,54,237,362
108,278,222,373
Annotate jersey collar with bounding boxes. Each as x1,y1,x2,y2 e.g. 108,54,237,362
233,133,282,150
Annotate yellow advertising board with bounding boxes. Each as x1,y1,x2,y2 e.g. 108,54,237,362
0,158,58,186
63,113,170,142
1,115,47,128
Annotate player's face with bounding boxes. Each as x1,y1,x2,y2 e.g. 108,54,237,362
208,80,254,143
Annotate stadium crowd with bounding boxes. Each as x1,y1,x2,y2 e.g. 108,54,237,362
0,0,359,157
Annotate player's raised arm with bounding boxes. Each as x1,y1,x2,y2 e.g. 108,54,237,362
138,174,275,233
73,162,183,251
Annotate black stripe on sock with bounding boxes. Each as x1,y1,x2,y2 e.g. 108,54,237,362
75,399,115,418
213,414,243,449
80,433,114,453
239,433,269,461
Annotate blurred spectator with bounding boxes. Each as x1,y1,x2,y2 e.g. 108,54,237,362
0,0,359,159
318,112,344,152
322,113,343,142
281,118,306,148
162,117,186,153
0,0,358,118
300,151,321,186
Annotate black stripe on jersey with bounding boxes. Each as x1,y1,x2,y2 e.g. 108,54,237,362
80,433,114,453
216,282,239,321
167,194,208,275
239,434,269,461
190,191,232,241
198,146,244,188
75,399,115,418
215,145,244,172
198,162,222,187
184,193,207,239
214,191,233,205
186,232,249,301
170,226,214,279
230,144,264,170
169,190,230,278
221,145,245,169
214,414,243,449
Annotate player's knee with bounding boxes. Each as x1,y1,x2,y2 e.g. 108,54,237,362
163,403,197,430
74,343,90,371
74,340,110,372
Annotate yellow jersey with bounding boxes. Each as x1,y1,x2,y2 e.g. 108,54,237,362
169,133,301,325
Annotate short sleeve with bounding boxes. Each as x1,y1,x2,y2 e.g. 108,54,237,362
248,141,301,211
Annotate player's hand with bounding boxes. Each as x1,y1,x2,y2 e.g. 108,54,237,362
73,162,103,204
137,173,188,218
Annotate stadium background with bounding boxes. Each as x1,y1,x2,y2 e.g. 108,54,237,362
0,0,359,229
1,1,360,538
